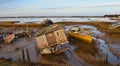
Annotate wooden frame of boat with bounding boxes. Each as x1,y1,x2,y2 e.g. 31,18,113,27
35,24,70,55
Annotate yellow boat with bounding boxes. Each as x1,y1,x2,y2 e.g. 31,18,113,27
68,30,92,43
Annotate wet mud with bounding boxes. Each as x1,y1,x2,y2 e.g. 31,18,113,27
0,23,119,66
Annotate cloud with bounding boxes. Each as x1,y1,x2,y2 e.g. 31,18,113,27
1,0,120,11
31,2,120,10
0,1,120,16
85,2,120,7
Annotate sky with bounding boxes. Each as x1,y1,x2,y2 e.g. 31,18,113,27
0,0,120,16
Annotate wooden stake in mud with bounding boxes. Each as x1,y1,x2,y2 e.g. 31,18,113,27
26,24,31,39
106,47,109,63
26,48,30,62
22,49,25,61
26,24,29,35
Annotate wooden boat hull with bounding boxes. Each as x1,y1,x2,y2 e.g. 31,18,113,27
68,31,92,43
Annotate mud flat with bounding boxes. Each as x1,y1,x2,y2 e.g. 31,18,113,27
63,22,120,66
0,21,119,66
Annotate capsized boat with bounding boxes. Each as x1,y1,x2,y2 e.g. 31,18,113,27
68,26,92,43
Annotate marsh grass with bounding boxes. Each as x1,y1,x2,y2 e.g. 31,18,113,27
56,21,120,34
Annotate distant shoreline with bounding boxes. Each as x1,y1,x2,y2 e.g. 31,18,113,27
0,16,104,18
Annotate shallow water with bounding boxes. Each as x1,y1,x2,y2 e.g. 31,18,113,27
0,37,38,62
65,25,105,36
0,17,117,23
95,38,120,65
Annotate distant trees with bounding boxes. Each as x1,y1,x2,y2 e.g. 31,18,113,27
104,14,120,17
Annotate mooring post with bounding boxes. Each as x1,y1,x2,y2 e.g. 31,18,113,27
106,47,109,63
26,24,31,39
22,49,25,61
26,48,30,62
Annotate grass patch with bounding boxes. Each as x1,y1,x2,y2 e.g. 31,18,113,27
56,21,112,30
109,27,120,34
0,23,44,27
56,21,120,34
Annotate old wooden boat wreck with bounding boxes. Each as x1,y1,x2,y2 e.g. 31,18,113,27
35,24,69,55
68,26,92,43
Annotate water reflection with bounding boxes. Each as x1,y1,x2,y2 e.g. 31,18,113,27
0,37,38,62
97,39,120,64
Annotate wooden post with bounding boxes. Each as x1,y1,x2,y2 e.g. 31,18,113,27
105,47,109,63
26,24,31,39
26,48,30,62
22,49,25,61
26,24,29,35
108,28,111,44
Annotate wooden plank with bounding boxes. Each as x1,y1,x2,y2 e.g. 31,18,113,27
4,34,15,44
46,33,57,45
